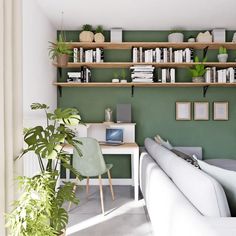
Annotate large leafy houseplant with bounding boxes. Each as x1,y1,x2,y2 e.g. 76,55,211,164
6,103,83,236
48,34,72,66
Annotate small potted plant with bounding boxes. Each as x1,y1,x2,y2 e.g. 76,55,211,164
168,30,184,42
189,56,207,83
48,34,72,66
94,25,105,43
112,71,119,83
218,46,228,62
120,69,127,83
79,24,94,42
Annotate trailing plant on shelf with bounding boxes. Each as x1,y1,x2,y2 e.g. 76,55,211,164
48,33,73,67
189,56,207,83
80,24,94,42
6,103,83,236
94,25,105,43
218,46,228,62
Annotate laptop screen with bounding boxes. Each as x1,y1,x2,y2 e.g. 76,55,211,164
106,128,123,143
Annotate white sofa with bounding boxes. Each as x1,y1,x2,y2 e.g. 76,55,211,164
140,138,236,236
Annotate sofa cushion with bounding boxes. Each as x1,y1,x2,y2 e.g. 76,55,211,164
144,138,231,217
198,159,236,216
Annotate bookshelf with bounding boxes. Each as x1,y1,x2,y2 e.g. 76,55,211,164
55,41,236,97
64,42,236,50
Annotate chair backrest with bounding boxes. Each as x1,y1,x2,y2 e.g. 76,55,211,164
73,137,107,177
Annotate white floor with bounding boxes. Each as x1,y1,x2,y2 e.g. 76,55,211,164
66,186,153,236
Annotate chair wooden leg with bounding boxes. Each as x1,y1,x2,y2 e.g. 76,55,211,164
107,169,115,201
68,177,78,211
98,175,105,215
86,177,89,198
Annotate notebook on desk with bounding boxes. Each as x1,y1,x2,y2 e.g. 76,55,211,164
99,128,124,146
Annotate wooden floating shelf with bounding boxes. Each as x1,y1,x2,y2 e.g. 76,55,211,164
54,82,236,88
54,62,236,69
65,42,236,50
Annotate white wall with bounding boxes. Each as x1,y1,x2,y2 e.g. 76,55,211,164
23,0,57,176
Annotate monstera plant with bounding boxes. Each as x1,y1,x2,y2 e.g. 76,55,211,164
6,103,83,236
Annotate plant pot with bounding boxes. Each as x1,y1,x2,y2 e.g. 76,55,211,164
57,54,69,67
120,79,127,83
79,31,94,42
168,33,184,42
218,54,228,63
192,76,205,83
94,33,105,43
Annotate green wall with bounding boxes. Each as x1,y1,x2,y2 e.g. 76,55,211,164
58,30,236,178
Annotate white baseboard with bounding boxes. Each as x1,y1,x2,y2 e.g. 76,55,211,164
60,178,133,186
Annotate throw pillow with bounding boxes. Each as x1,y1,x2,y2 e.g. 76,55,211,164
171,149,200,169
154,135,173,150
198,160,236,216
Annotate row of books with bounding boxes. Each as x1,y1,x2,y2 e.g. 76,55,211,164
159,68,176,83
132,47,194,63
130,65,154,83
67,67,91,83
73,48,104,63
205,67,236,83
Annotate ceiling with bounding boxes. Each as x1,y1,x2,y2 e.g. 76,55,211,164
36,0,236,30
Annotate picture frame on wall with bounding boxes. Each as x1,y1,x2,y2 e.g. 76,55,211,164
176,102,191,120
213,102,229,120
194,102,209,120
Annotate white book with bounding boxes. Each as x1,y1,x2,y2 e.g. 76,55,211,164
170,68,175,83
169,48,173,62
96,48,101,62
163,48,168,63
139,47,143,63
178,50,183,63
228,67,234,83
73,48,78,63
222,69,227,83
155,48,161,63
212,67,217,82
205,68,211,83
79,47,84,62
174,51,178,63
162,69,167,83
185,48,191,63
133,48,138,63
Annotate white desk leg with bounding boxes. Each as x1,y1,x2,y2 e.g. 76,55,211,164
133,148,139,201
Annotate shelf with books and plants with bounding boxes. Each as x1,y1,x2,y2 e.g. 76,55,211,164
53,41,236,97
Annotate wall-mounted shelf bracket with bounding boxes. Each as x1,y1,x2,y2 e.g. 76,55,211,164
203,85,209,97
58,68,62,79
131,85,134,97
58,86,62,97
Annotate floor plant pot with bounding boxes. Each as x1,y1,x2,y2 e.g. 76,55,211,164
192,76,205,83
168,33,184,42
218,54,228,63
57,54,69,67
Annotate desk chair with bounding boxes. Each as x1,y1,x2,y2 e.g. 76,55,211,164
70,137,115,215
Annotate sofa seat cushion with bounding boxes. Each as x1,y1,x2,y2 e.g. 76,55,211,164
144,137,231,217
198,159,236,216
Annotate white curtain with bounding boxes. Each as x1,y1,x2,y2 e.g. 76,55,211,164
0,0,23,235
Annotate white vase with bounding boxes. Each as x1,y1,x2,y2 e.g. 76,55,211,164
217,54,228,63
168,33,184,42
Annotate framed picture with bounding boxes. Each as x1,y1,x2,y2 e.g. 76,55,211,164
176,102,191,120
213,102,229,120
194,102,209,120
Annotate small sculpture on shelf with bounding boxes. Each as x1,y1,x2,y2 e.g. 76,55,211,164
94,25,105,43
168,30,184,42
196,31,212,42
79,24,94,42
218,46,228,63
104,108,113,123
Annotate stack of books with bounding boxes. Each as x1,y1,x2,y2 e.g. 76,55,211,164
205,67,235,83
67,66,91,83
73,47,104,63
132,47,193,63
130,65,155,83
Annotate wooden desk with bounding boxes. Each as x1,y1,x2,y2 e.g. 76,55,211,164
63,143,140,201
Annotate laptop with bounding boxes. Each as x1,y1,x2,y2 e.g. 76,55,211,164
99,128,124,146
